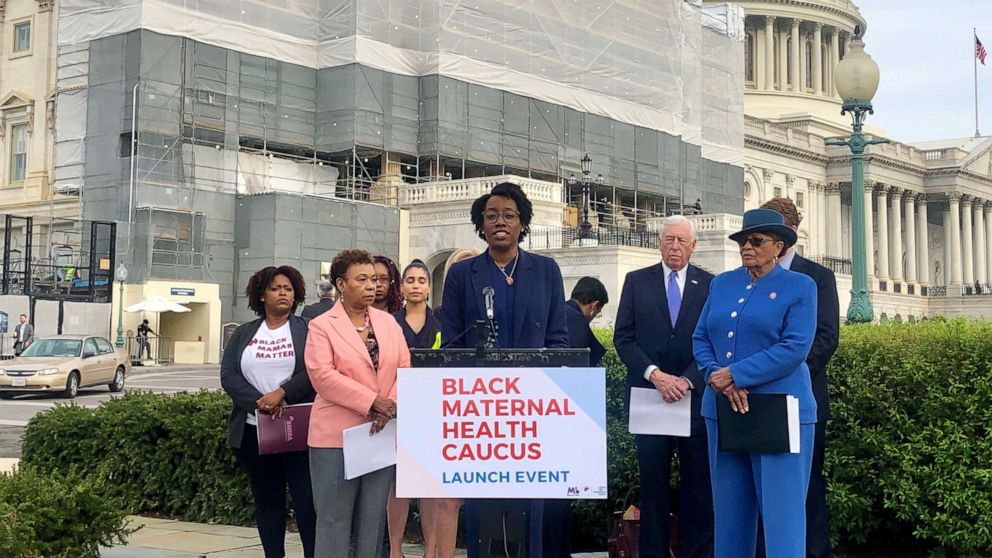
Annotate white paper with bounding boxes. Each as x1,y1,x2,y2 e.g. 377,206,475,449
787,396,800,454
627,387,691,437
343,419,397,480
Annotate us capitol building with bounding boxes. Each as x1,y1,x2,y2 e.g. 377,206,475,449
726,0,992,321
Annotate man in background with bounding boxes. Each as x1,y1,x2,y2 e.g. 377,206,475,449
301,280,335,320
565,276,608,366
13,314,32,356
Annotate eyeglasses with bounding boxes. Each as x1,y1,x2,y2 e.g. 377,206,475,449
374,274,392,285
662,235,691,247
483,210,520,223
737,236,778,248
350,275,381,285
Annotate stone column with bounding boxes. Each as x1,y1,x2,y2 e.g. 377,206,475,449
986,203,992,286
962,196,975,285
830,29,841,96
975,200,987,285
864,181,875,277
943,208,952,286
791,19,802,92
825,183,842,257
917,196,930,286
875,185,890,280
780,29,789,91
818,184,827,256
948,193,963,286
904,191,917,284
764,17,776,90
813,23,823,95
889,187,904,283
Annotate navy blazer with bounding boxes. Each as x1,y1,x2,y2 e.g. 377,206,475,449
789,255,840,421
565,300,605,366
693,265,818,424
614,263,713,397
220,315,316,448
440,249,569,349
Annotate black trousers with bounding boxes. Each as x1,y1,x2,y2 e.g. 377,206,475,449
233,424,317,558
755,420,831,558
635,411,713,558
542,499,573,558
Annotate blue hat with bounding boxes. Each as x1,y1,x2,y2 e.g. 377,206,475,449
729,209,798,246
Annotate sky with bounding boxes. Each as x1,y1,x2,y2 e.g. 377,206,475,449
857,0,992,143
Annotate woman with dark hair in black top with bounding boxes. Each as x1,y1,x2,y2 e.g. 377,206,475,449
386,259,450,558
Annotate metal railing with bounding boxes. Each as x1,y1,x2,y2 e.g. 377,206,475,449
928,286,947,297
963,283,992,296
124,335,173,366
527,225,660,251
807,255,852,276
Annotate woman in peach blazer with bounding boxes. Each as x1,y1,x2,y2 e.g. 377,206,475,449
306,249,411,558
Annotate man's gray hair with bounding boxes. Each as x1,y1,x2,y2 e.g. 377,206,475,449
659,214,697,241
316,279,335,299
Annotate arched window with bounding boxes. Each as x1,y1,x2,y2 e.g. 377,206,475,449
822,44,829,90
805,39,814,89
745,32,756,84
786,36,793,86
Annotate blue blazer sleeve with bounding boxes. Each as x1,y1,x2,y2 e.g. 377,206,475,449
692,294,721,383
440,262,467,348
729,279,817,389
614,272,650,377
544,260,570,349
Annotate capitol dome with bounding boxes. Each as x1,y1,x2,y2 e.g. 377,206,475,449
706,0,868,136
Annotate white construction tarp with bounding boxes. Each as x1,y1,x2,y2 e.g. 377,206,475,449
58,0,745,166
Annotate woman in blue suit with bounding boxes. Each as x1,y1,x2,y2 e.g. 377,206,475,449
692,208,818,558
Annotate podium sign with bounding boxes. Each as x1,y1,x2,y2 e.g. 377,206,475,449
397,366,607,499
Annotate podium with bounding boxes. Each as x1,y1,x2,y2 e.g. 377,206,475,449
410,346,589,558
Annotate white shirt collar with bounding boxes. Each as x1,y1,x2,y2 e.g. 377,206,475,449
778,249,797,271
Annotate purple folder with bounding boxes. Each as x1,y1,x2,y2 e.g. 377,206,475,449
257,403,312,455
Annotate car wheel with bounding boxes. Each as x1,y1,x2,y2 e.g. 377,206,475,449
63,372,80,399
108,367,125,393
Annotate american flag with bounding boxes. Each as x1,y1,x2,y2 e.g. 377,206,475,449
978,35,988,65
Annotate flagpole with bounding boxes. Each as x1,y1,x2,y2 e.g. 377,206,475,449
976,28,981,137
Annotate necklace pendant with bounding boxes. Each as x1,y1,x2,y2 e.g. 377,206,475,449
506,276,514,286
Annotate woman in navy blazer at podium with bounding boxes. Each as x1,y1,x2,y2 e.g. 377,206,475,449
692,209,818,558
440,181,569,350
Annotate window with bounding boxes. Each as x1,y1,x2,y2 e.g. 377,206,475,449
797,191,805,208
786,37,793,86
805,40,814,89
95,337,115,355
10,124,28,182
13,22,31,54
745,32,756,83
83,338,98,356
774,186,782,198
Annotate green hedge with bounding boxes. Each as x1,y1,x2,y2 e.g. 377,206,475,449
0,467,132,557
19,319,992,555
825,318,992,557
21,390,253,526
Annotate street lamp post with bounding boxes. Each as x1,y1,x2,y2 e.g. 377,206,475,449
115,263,128,347
568,154,604,240
826,26,887,323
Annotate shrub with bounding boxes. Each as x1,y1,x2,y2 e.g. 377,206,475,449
21,390,253,526
0,466,132,557
826,319,992,557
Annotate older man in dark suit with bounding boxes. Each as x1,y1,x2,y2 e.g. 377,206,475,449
758,197,840,558
614,215,714,558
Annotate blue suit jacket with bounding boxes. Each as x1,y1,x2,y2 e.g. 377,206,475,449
565,300,605,366
693,265,818,424
440,249,569,349
789,255,840,421
614,263,713,396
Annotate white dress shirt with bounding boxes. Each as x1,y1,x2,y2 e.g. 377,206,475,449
778,249,797,271
643,262,693,388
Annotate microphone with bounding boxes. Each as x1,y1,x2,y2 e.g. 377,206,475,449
483,286,495,321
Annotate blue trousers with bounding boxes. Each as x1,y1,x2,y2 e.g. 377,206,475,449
705,418,814,558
